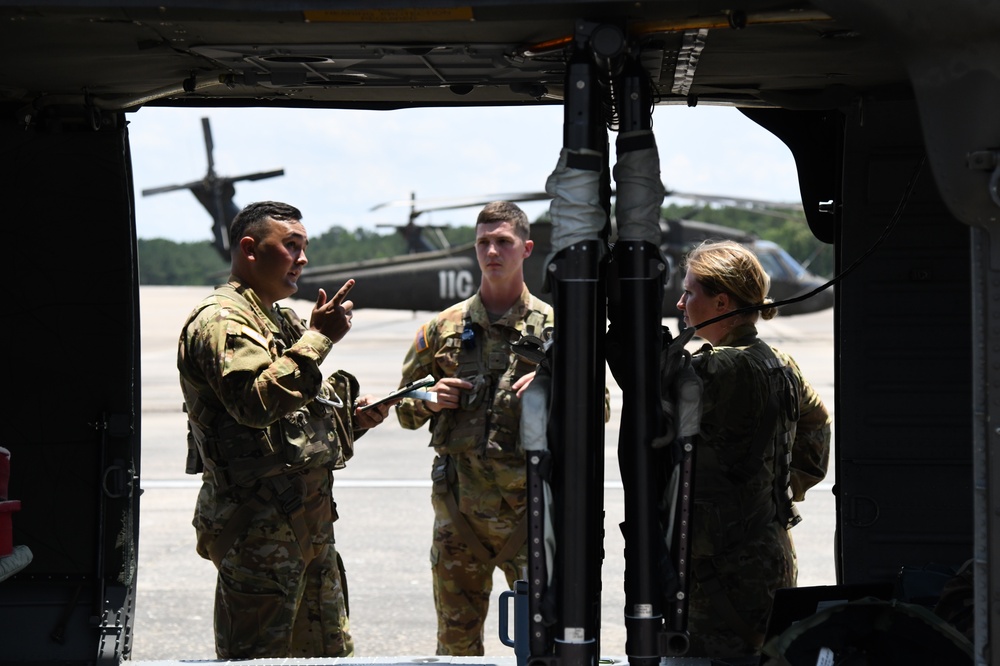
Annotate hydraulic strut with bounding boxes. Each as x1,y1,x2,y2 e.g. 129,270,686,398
527,19,622,666
609,56,668,666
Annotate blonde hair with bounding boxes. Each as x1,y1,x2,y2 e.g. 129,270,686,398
684,240,777,321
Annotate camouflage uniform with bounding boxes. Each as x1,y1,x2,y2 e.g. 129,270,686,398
178,278,364,659
685,322,830,659
396,286,553,655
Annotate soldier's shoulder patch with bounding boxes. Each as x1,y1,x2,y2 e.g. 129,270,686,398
415,324,429,353
240,325,269,348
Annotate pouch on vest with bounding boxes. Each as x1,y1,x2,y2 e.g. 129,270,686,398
460,373,492,410
280,403,336,468
212,422,282,488
280,370,360,471
325,369,360,466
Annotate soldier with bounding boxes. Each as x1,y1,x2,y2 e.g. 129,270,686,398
395,201,554,655
178,201,394,659
676,239,831,658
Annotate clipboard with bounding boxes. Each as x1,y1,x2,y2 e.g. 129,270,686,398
359,374,436,412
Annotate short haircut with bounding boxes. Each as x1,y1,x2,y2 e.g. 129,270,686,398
229,201,303,250
476,201,530,240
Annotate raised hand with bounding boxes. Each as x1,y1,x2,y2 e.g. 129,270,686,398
310,279,355,344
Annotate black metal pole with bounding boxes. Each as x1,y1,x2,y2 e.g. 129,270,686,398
553,54,605,666
609,58,668,666
528,20,619,666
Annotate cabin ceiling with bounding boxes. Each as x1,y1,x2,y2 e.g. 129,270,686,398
0,1,910,119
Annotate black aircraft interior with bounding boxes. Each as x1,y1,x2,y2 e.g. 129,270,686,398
0,2,997,664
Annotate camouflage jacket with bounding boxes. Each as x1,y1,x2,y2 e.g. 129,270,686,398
396,287,553,457
690,323,830,557
178,278,361,542
396,287,552,516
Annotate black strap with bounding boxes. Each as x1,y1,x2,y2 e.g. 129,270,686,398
432,455,527,567
207,475,315,569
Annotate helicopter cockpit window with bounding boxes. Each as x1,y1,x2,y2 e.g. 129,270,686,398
754,240,807,281
754,246,788,280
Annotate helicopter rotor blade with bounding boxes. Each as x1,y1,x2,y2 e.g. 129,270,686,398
375,222,449,230
229,169,286,184
664,189,804,212
141,180,205,196
370,186,804,220
202,117,215,175
370,191,557,216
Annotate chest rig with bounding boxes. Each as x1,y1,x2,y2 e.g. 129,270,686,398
183,285,349,488
692,336,802,558
429,300,550,457
742,340,801,531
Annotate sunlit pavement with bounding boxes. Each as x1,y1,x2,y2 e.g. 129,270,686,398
134,286,836,662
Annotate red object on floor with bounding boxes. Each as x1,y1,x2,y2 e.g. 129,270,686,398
0,500,20,557
0,447,20,557
0,447,9,500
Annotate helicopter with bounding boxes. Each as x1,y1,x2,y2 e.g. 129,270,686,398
3,2,996,664
308,196,834,318
141,117,285,258
142,119,833,319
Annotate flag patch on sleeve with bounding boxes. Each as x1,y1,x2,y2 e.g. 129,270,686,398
415,325,429,353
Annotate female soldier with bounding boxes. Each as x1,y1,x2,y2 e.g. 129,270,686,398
676,239,830,659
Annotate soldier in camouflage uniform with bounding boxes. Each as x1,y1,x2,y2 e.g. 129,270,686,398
675,240,831,659
178,201,394,659
395,201,554,655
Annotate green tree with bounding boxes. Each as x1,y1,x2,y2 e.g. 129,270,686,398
138,239,222,285
137,225,476,286
138,208,833,287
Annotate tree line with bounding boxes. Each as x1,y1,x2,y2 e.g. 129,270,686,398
138,206,832,286
662,204,833,278
137,225,476,286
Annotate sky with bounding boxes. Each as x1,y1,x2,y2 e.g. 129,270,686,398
127,104,801,244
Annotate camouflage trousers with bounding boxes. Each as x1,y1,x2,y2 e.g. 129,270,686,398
211,526,353,658
685,521,797,659
430,477,526,655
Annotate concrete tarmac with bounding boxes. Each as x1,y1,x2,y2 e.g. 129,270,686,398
132,285,836,662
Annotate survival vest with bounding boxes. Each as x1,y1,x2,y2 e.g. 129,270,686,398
690,335,801,556
739,338,802,531
182,284,357,489
429,297,551,457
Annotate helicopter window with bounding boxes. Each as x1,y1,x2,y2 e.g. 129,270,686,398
755,248,788,280
754,240,806,281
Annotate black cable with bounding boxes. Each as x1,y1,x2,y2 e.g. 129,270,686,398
693,154,926,333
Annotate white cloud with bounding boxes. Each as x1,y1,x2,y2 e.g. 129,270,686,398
129,104,799,242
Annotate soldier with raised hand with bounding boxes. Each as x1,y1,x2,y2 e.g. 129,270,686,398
395,201,554,655
178,200,393,659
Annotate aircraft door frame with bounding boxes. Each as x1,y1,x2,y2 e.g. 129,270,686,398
0,110,141,663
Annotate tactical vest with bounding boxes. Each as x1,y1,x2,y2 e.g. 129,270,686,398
741,339,801,530
430,300,550,457
692,337,800,556
183,285,355,491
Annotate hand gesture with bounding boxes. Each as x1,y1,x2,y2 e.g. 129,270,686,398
310,279,355,344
